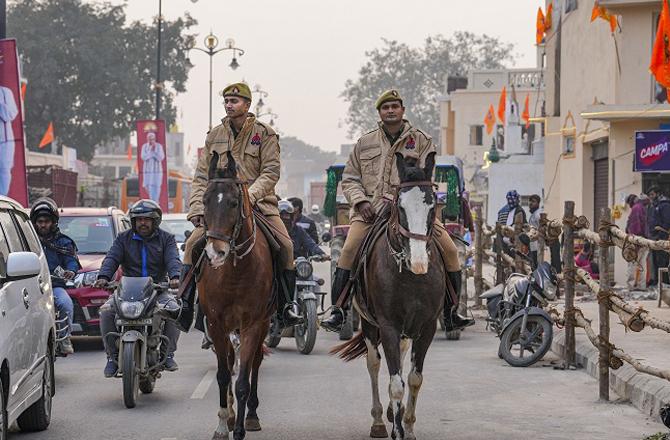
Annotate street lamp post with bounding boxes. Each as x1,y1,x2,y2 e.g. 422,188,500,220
257,110,278,127
1,0,7,39
252,85,269,116
155,0,199,120
189,32,245,130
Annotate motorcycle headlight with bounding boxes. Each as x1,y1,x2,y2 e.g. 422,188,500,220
296,260,313,279
119,301,145,319
74,270,99,288
544,283,557,301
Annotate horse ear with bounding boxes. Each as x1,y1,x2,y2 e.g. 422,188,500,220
395,152,406,182
209,151,220,180
225,151,237,177
423,152,437,181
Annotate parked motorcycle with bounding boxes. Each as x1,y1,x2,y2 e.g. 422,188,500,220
104,276,179,408
267,255,328,354
480,260,558,367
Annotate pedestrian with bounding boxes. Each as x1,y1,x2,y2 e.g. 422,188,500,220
528,194,542,269
625,194,648,289
497,190,527,226
648,186,670,284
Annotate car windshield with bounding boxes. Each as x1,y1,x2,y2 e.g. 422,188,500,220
58,216,115,254
161,219,193,242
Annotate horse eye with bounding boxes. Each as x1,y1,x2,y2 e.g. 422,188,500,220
230,200,239,208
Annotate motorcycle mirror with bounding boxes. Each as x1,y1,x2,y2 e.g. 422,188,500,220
321,232,332,243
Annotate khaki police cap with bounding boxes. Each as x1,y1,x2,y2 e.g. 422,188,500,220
222,82,252,101
375,89,403,109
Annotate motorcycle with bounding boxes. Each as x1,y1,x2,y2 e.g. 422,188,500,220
51,267,72,358
480,260,558,367
267,255,328,354
104,276,179,408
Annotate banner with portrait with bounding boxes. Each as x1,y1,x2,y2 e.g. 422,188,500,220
0,39,28,206
135,120,168,211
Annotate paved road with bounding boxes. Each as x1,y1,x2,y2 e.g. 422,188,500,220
13,262,666,440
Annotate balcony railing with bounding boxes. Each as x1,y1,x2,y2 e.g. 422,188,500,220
466,68,545,92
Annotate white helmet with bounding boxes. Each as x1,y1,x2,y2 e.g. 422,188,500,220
311,204,320,214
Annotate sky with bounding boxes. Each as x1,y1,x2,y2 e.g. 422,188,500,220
93,0,543,159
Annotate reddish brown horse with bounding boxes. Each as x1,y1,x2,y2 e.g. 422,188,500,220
197,151,274,440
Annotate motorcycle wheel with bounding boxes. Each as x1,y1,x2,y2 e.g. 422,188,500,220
139,374,156,395
295,300,318,355
266,317,282,348
122,341,140,408
445,329,461,340
499,315,553,367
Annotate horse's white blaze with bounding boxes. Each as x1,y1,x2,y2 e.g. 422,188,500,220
205,241,230,268
217,193,224,204
399,187,433,274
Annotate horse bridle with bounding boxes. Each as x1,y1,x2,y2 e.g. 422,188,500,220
204,177,257,266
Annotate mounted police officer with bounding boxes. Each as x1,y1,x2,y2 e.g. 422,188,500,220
320,89,475,332
30,198,80,355
95,199,182,377
178,82,300,332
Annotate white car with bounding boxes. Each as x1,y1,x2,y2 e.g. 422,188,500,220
161,213,194,261
0,197,55,439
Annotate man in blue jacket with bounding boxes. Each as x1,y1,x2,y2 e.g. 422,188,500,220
95,199,182,377
30,198,81,355
280,200,328,260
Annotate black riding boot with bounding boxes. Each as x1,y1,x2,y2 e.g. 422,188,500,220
280,270,301,326
444,270,475,331
321,268,351,332
176,264,196,332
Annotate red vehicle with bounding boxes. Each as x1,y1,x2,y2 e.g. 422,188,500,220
58,207,131,335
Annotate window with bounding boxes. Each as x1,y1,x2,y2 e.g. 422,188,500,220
0,211,25,252
13,211,42,255
118,166,131,179
58,216,115,254
169,179,177,198
563,136,576,156
565,0,578,13
126,177,139,197
469,125,484,146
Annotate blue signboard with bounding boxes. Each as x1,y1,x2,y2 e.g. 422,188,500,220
635,130,670,172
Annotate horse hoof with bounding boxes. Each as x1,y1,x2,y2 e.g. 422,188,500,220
212,432,230,440
245,417,262,431
370,424,389,438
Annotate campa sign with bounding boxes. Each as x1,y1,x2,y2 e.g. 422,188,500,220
635,131,670,172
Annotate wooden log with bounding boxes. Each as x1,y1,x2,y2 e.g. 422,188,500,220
538,213,547,265
474,205,484,306
608,226,670,252
574,228,602,244
514,211,525,273
495,225,505,285
597,207,611,402
563,201,576,368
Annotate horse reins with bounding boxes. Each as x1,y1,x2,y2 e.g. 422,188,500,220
204,177,257,266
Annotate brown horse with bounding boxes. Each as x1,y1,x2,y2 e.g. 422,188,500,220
333,152,445,440
197,151,274,440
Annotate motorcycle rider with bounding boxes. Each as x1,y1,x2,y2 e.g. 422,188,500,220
320,89,474,332
279,200,329,260
288,197,319,244
30,198,80,355
94,199,182,377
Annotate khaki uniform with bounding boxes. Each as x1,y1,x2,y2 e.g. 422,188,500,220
184,114,293,268
338,120,459,271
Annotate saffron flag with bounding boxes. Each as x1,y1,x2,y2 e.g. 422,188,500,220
497,87,507,124
38,122,54,149
545,3,553,30
522,94,531,129
484,104,496,135
536,7,546,45
591,0,618,33
651,0,670,92
127,143,133,160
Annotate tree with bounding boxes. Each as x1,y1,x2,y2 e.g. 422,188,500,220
7,0,196,161
341,32,515,141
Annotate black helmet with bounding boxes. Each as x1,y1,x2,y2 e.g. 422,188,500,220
30,197,59,224
278,200,295,215
129,199,162,227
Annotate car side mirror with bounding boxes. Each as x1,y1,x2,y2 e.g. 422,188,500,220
321,232,332,243
6,252,41,281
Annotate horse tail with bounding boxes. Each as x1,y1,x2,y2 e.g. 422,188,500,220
329,331,368,362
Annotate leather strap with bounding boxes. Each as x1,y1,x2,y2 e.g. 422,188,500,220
176,251,205,298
